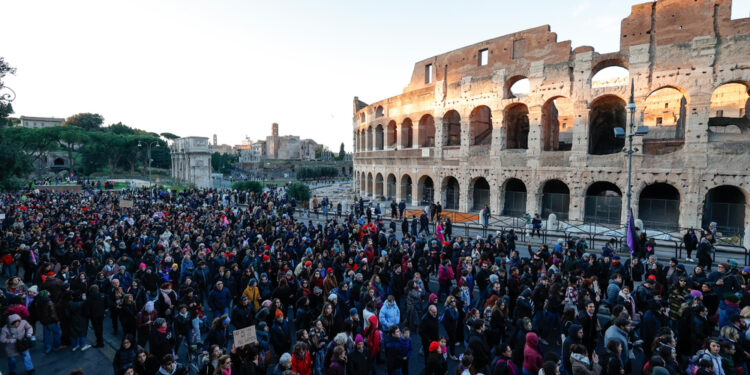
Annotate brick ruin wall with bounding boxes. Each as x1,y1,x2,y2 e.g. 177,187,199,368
351,0,750,235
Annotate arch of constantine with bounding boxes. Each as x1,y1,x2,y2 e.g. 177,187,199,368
352,0,750,235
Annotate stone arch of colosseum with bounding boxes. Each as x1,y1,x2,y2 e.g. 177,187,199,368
352,0,750,236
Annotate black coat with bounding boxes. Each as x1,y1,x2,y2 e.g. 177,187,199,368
67,300,89,337
148,330,173,360
85,292,106,319
420,314,440,347
468,330,492,370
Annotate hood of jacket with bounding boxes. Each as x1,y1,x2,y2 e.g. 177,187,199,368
525,332,538,348
567,323,582,338
7,314,21,325
570,353,590,366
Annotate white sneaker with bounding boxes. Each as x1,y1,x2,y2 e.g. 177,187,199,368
80,344,92,351
71,346,79,352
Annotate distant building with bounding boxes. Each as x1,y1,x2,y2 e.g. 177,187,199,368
170,137,212,188
20,116,64,128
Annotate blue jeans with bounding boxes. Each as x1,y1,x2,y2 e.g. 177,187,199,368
8,350,33,373
72,336,87,347
44,323,62,352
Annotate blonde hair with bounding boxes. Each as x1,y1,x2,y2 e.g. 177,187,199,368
445,296,456,306
740,306,750,319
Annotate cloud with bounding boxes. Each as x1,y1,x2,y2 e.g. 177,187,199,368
571,0,591,17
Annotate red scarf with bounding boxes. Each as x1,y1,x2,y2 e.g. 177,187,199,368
41,272,55,283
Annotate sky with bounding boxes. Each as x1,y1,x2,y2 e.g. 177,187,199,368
3,0,750,151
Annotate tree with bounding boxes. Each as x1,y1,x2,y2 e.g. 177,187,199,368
160,132,180,140
211,152,237,175
338,142,345,160
0,57,17,128
49,126,88,174
3,127,57,175
107,122,137,135
0,134,30,190
286,182,311,202
63,113,104,130
231,180,262,194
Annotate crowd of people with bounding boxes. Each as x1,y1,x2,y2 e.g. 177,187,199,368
0,184,748,375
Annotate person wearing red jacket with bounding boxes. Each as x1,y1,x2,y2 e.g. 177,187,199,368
291,342,313,375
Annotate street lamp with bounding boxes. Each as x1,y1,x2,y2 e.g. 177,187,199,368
138,140,160,187
615,79,648,217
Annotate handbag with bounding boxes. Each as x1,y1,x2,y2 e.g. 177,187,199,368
16,336,34,352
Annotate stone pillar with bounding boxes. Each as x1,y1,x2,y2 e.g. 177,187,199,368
526,105,542,169
434,117,444,159
395,125,402,150
411,179,420,207
460,119,471,158
491,109,504,157
459,175,470,213
569,190,584,223
394,176,401,204
527,186,540,218
413,123,421,149
490,177,501,215
570,100,589,166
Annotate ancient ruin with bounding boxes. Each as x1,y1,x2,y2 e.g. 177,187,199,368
352,0,750,236
170,137,212,188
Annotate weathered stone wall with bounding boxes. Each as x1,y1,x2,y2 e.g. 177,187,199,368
352,0,750,234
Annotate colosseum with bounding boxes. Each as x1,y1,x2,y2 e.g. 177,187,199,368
352,0,750,237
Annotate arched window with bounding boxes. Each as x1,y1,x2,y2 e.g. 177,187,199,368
443,111,461,147
589,95,626,155
541,97,574,151
470,106,492,145
505,104,529,149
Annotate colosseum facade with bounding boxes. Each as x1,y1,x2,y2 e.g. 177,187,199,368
352,0,750,236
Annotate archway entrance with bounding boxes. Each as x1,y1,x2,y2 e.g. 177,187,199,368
386,174,396,200
400,175,413,203
541,180,570,220
638,183,680,231
702,185,746,236
419,176,434,206
471,177,490,211
584,182,622,225
502,178,527,217
443,177,460,210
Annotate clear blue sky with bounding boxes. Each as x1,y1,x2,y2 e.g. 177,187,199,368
3,0,749,150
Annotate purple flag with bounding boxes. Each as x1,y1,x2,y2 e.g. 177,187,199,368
626,208,636,254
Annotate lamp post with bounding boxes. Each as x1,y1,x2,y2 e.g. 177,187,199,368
616,79,648,222
138,140,160,187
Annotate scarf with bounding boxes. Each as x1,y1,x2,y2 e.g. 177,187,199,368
221,367,231,375
157,326,167,334
41,272,55,283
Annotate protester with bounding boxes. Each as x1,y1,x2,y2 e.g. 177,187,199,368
0,185,745,375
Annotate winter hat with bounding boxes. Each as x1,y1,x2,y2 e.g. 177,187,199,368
350,308,358,316
429,341,441,352
223,316,231,325
139,263,146,268
275,309,284,318
27,285,38,295
647,274,657,281
489,274,499,284
328,294,338,302
690,290,703,299
355,334,364,344
429,293,438,303
262,300,272,308
305,261,313,267
280,353,292,363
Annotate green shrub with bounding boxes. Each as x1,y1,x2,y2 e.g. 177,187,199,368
231,180,262,194
286,181,311,202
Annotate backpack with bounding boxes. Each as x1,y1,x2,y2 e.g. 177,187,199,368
491,357,514,375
